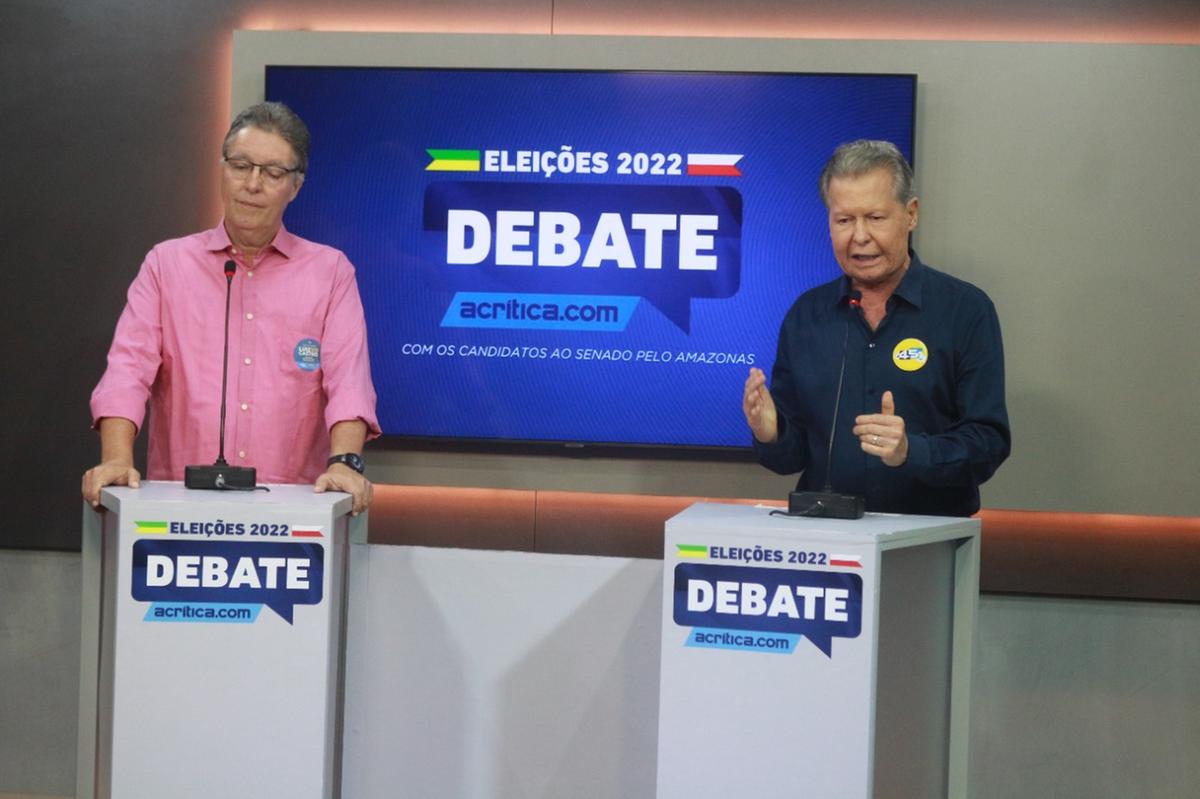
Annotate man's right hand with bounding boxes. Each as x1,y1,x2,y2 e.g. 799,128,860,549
84,417,140,507
82,460,141,508
742,367,779,444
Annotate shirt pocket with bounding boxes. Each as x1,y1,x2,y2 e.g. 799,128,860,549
888,336,955,433
267,311,325,399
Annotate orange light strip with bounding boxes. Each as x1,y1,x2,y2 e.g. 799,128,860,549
234,10,1200,46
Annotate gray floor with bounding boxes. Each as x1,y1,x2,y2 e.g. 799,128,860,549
0,551,80,797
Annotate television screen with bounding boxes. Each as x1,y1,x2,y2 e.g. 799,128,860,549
266,67,915,449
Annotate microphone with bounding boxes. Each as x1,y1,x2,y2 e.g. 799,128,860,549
787,290,865,519
184,259,257,490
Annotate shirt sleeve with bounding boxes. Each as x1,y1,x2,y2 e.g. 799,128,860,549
901,297,1011,487
319,253,381,440
89,250,165,432
753,313,810,475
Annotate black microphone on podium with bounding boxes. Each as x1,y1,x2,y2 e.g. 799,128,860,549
787,290,866,519
184,259,257,490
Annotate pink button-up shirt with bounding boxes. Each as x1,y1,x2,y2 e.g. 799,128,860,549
91,222,380,483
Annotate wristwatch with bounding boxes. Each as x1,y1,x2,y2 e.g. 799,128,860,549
326,452,365,475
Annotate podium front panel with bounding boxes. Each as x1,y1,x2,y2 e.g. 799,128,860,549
656,503,978,799
78,483,354,799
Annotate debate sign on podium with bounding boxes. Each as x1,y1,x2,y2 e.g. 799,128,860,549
657,503,980,799
77,483,364,799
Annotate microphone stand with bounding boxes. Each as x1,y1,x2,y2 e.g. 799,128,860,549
787,291,866,519
185,260,257,490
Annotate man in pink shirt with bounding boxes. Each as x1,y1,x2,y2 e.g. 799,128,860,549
83,102,379,514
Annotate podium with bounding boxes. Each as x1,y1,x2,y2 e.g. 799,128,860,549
656,503,980,798
77,482,364,799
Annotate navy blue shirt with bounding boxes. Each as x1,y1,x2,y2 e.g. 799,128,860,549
755,253,1011,516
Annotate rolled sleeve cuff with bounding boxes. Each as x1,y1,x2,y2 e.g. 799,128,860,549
89,392,146,433
325,403,382,441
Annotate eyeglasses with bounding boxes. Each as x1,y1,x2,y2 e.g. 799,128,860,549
222,156,302,185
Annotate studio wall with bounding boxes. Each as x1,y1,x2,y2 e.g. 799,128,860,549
233,31,1200,520
2,0,1197,550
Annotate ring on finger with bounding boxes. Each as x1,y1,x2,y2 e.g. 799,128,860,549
873,435,880,445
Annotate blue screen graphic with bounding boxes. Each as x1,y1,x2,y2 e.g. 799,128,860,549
266,67,915,448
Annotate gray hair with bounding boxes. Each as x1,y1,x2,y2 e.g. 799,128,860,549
818,140,914,207
222,101,311,175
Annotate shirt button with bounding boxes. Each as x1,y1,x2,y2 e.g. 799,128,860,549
868,343,876,349
243,357,252,365
245,312,254,320
240,403,249,411
238,450,247,459
247,271,254,278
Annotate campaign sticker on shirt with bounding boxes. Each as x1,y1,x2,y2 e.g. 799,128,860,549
892,338,927,372
294,338,321,372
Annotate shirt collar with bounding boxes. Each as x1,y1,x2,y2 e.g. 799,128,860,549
270,225,298,259
203,219,296,260
893,250,925,310
834,249,926,310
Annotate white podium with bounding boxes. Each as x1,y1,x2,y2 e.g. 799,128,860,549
657,503,980,798
77,482,364,799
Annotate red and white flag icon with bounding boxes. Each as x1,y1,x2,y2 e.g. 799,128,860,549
686,153,743,176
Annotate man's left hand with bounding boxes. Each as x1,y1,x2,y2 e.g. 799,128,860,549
854,390,908,467
314,463,373,515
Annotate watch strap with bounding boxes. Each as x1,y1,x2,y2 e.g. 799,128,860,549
326,452,365,474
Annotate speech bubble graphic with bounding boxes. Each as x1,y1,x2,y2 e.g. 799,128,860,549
423,182,742,333
131,539,324,624
672,562,862,657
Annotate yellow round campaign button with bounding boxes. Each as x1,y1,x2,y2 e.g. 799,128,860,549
892,338,928,371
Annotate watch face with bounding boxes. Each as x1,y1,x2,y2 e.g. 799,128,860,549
330,453,364,473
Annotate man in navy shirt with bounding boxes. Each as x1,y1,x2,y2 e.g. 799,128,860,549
743,140,1010,516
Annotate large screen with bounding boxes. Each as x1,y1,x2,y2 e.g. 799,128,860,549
266,67,915,449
